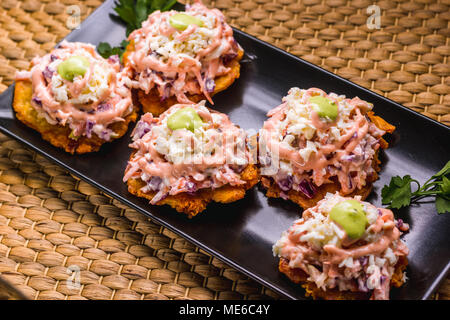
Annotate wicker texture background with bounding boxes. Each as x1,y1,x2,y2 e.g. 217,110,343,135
0,0,448,300
0,135,278,300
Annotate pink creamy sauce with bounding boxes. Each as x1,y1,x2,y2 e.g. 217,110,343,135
277,198,409,300
123,103,252,204
261,87,386,195
124,0,239,104
15,41,132,139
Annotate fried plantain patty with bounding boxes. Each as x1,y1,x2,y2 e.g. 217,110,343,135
13,80,139,154
278,256,408,300
261,113,395,209
123,40,244,116
127,163,259,218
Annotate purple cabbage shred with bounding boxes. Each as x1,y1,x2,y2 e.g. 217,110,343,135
222,52,237,64
42,67,54,81
107,55,119,64
205,78,215,93
277,175,293,192
148,176,162,191
359,256,368,267
133,121,153,139
348,174,353,190
298,179,316,199
99,130,112,141
97,103,111,112
85,120,95,138
185,181,197,194
279,191,289,200
32,97,42,107
358,278,369,292
160,85,171,102
341,154,362,162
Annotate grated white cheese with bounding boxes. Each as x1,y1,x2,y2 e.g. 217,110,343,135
50,55,111,106
135,9,219,63
260,87,385,194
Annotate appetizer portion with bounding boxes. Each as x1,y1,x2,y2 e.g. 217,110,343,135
259,87,395,209
123,101,258,217
273,193,409,300
123,0,243,116
13,41,137,154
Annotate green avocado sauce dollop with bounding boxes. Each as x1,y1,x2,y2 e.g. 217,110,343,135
167,107,204,133
169,13,204,31
329,199,368,239
57,56,90,82
310,96,338,121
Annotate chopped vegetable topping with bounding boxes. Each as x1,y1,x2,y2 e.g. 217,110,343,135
260,87,386,196
123,101,252,204
273,192,409,300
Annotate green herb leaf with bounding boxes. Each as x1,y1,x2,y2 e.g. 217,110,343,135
97,42,113,58
151,0,167,11
161,0,178,11
381,160,450,214
97,40,129,61
113,0,179,35
114,6,137,28
441,176,450,194
97,0,178,58
381,175,412,209
432,160,450,179
135,0,149,27
436,195,450,214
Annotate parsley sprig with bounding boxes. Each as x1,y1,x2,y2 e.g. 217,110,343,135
97,40,129,60
381,160,450,214
97,0,178,60
115,0,178,36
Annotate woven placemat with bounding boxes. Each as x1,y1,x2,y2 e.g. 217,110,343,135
0,133,278,300
0,0,448,300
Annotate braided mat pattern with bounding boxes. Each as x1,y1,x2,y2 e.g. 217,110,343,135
0,134,277,300
0,0,448,300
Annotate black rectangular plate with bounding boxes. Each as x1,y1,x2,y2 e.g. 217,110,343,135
0,0,449,300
